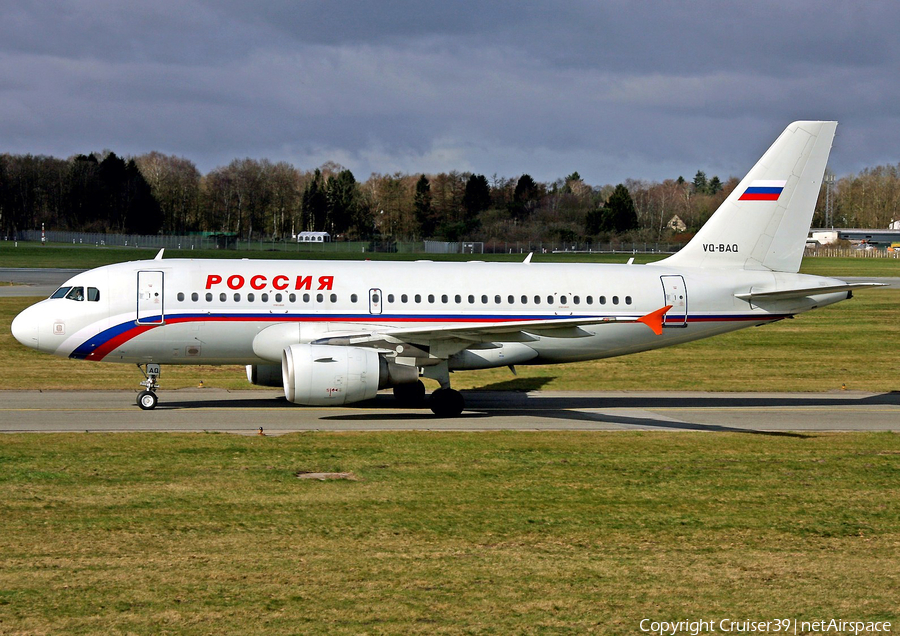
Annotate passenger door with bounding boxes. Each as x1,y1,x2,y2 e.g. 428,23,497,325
137,271,165,324
660,275,687,327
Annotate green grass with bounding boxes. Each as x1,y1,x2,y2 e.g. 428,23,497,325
0,431,897,634
0,243,656,268
3,288,897,392
4,241,898,273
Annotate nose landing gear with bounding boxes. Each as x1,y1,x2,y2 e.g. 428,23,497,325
136,363,160,410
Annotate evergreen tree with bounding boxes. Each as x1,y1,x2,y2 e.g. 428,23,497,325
511,174,539,220
301,169,327,232
413,175,435,238
122,159,163,234
606,183,639,233
692,170,708,194
325,169,357,235
463,174,491,218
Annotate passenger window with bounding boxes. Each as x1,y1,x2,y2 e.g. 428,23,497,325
586,296,593,305
234,293,241,302
414,294,421,303
441,294,448,303
65,287,85,301
573,296,580,305
177,292,185,302
262,293,269,302
388,294,396,303
275,293,283,302
205,292,213,302
248,293,255,302
625,296,632,305
191,292,199,302
87,287,100,302
521,295,528,304
400,294,407,303
534,295,541,304
219,293,227,302
481,295,488,304
350,294,357,303
428,294,435,303
599,296,606,305
547,295,553,304
508,295,515,304
316,293,323,302
330,294,337,302
613,296,619,305
467,295,474,304
560,295,567,304
290,293,297,302
455,295,461,304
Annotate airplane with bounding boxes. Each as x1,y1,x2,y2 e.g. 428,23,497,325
10,121,881,417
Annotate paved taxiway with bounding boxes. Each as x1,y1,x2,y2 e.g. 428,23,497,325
1,389,897,434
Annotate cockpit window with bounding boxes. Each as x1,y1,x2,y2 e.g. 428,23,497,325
87,287,100,302
50,286,71,299
65,286,85,301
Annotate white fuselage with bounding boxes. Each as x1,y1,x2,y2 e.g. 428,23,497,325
11,257,850,369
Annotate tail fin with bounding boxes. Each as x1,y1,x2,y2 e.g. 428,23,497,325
658,121,837,273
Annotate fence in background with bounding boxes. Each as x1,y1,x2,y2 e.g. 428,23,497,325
10,231,685,255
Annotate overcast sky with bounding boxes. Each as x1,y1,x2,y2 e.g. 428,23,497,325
2,1,899,185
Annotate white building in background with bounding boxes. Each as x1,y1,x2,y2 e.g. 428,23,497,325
296,231,331,243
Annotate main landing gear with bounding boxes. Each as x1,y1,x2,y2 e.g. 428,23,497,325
422,361,466,418
136,363,160,410
429,387,465,418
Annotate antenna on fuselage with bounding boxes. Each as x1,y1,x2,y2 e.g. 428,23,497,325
523,252,533,263
154,248,164,260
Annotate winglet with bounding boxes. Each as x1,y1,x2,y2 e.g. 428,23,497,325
637,305,672,336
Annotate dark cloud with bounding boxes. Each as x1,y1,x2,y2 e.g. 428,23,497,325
1,1,898,184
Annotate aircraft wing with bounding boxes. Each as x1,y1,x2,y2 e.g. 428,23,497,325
734,282,885,301
312,306,673,348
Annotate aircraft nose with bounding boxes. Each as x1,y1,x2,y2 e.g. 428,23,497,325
11,308,39,349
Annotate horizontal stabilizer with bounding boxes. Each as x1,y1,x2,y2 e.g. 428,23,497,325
735,282,885,302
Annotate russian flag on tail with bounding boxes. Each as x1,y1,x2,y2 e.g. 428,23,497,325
739,180,786,201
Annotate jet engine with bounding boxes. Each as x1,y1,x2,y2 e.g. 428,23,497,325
245,364,283,387
281,343,418,406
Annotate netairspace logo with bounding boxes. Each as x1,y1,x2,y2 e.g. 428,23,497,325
639,618,892,635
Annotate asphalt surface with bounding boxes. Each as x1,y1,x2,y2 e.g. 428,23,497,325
1,389,898,434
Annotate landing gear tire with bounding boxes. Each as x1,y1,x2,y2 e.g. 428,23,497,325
429,388,465,418
137,390,158,410
393,380,426,406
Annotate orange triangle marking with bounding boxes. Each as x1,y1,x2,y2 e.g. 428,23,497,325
637,305,672,335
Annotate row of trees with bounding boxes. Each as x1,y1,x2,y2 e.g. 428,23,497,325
1,150,896,243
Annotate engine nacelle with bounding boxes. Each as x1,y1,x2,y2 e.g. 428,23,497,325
245,364,283,387
282,344,387,406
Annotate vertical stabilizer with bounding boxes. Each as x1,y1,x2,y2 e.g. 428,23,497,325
658,121,836,273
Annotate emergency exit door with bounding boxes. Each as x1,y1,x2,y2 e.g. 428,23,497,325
137,271,165,324
368,288,383,315
660,275,687,327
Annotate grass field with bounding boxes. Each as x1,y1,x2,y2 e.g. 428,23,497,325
2,241,900,276
1,431,898,634
1,248,898,634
